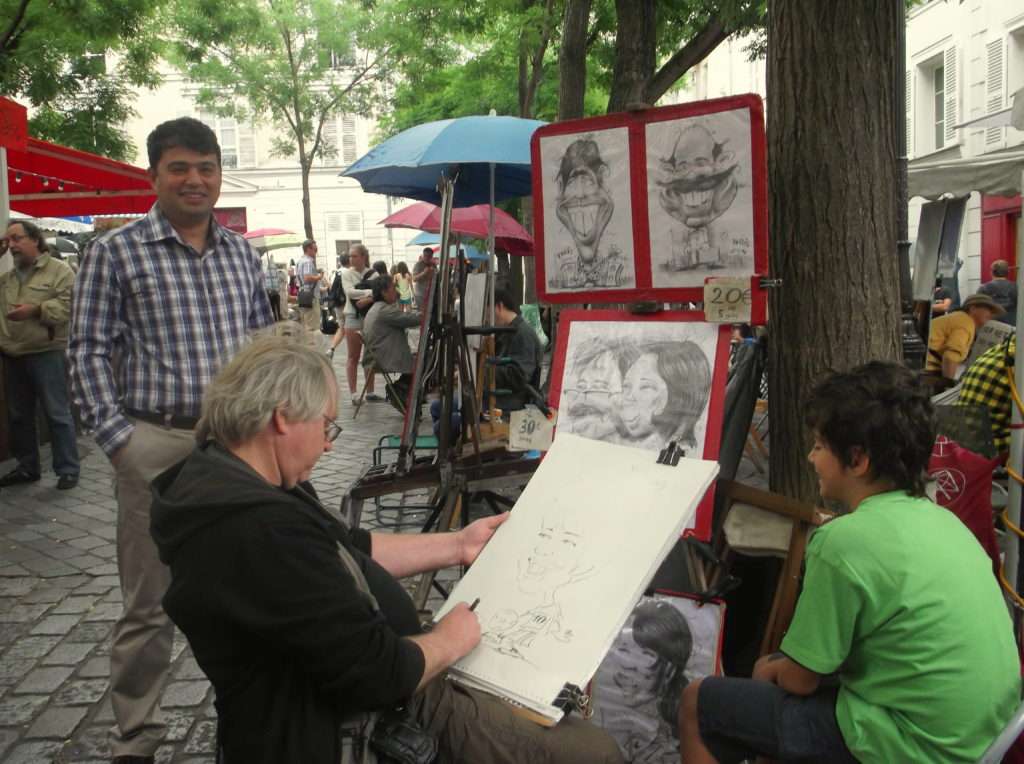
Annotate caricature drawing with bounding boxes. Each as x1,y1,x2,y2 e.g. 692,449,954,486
482,519,595,661
548,138,629,290
655,123,738,272
560,327,714,453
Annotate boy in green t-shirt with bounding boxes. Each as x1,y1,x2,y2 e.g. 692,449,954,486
679,362,1020,763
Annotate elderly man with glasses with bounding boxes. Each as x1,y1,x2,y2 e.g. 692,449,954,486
149,337,622,764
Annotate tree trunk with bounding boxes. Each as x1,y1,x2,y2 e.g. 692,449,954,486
767,0,902,502
558,0,591,121
300,157,314,240
606,0,655,113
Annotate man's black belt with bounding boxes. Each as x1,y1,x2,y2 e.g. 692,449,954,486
125,408,200,430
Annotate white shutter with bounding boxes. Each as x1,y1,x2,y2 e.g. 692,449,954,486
326,213,343,233
942,46,958,145
320,118,339,166
345,212,362,234
985,39,1005,147
905,69,913,158
341,115,357,164
238,122,256,167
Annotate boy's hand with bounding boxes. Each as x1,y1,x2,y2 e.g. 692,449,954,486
752,652,785,684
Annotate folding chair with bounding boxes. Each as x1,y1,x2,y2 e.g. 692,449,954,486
353,344,407,419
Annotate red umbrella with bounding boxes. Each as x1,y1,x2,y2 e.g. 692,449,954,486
380,202,533,244
243,227,295,238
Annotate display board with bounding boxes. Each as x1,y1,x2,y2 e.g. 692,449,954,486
547,310,731,540
531,95,768,321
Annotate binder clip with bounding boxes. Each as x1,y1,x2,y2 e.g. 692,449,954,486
554,683,592,719
657,441,684,466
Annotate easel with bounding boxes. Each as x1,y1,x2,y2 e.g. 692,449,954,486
342,176,538,610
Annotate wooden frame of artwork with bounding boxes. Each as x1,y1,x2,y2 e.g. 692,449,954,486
548,310,732,540
531,94,768,323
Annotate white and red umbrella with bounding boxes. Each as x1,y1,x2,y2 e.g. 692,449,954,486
380,202,532,251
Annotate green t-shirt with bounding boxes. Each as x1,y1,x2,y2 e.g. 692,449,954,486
781,491,1019,763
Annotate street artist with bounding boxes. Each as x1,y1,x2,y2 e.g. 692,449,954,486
679,361,1019,763
149,337,623,764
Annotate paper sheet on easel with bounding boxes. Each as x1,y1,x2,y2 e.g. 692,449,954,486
436,432,718,717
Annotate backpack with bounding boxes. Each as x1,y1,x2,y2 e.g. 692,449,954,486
328,272,344,308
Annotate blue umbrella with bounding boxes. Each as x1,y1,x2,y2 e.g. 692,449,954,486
342,115,546,207
407,231,440,247
409,237,487,262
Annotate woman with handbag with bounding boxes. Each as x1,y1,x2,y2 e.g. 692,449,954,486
342,245,380,406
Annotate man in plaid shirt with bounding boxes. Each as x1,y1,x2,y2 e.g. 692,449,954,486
68,117,273,763
957,335,1016,454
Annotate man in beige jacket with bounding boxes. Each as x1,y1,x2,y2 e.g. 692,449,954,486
0,220,80,489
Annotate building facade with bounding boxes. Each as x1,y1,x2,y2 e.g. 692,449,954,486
122,66,415,272
674,0,1024,297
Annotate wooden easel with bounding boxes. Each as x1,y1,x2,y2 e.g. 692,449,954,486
708,479,824,655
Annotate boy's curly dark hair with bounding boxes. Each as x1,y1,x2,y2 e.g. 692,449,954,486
804,361,935,497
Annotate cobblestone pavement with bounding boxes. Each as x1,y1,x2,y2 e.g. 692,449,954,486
0,358,409,763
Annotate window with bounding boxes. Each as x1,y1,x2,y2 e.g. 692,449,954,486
318,115,358,167
199,111,256,169
933,65,945,150
985,38,1006,148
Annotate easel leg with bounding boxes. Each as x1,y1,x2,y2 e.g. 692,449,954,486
412,491,462,611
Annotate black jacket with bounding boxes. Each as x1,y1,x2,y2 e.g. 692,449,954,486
494,315,544,413
150,443,425,764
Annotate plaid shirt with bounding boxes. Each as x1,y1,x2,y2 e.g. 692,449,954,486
68,204,274,456
957,335,1016,453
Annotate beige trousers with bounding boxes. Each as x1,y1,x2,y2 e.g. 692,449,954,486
108,419,196,757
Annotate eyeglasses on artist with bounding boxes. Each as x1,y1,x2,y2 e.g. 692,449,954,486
323,416,343,442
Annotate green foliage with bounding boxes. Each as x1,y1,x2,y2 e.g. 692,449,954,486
0,0,163,159
169,0,382,168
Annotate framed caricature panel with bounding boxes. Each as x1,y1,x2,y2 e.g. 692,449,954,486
548,310,731,540
532,95,767,319
591,591,725,764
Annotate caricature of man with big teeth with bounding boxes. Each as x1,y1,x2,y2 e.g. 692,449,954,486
550,138,626,289
656,124,738,271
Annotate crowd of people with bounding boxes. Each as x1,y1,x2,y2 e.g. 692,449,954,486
0,115,1021,764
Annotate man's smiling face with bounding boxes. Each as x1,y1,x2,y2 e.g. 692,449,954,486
150,145,222,229
555,140,614,262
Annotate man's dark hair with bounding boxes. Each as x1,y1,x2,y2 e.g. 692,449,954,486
338,254,350,268
147,117,221,168
372,260,388,277
9,220,48,253
494,287,520,315
422,247,434,259
556,138,606,189
370,276,392,302
302,239,316,253
993,259,1010,278
804,361,935,497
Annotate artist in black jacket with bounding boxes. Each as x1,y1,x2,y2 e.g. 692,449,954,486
150,337,622,764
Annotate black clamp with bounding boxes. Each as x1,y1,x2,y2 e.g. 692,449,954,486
759,277,783,290
657,441,685,465
554,683,592,718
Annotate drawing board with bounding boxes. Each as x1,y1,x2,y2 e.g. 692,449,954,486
531,95,768,322
435,433,719,723
547,310,731,540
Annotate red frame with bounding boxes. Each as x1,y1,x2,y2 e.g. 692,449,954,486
547,310,732,541
531,95,768,323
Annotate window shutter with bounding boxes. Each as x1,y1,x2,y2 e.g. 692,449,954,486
341,115,357,164
345,212,362,234
905,69,913,158
239,122,256,167
326,213,343,233
985,39,1005,147
321,118,339,166
942,46,958,145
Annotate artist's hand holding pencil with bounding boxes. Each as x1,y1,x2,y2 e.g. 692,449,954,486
456,512,510,566
434,602,482,657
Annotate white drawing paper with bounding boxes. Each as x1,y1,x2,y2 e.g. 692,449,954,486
435,433,719,720
646,109,754,287
540,127,636,293
557,321,718,455
591,594,724,763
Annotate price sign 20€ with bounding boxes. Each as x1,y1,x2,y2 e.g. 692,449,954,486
704,277,752,323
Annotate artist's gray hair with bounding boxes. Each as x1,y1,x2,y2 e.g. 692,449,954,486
196,336,335,446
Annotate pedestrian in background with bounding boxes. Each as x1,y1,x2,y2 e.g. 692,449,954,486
0,220,80,491
978,259,1017,327
395,261,414,312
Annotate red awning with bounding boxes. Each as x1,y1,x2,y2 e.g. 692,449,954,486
6,137,155,216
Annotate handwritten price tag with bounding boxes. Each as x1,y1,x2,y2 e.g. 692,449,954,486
509,406,556,452
703,277,752,323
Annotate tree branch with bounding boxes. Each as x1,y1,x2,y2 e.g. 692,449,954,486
1,0,33,54
644,16,728,104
